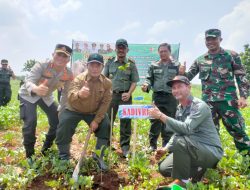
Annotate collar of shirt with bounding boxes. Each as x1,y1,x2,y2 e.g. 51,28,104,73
85,72,104,82
180,95,194,110
158,59,173,65
114,56,128,64
204,48,225,58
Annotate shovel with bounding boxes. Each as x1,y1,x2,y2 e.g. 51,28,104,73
72,128,92,181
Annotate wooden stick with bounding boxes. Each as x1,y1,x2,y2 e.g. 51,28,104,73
72,128,92,181
132,120,137,162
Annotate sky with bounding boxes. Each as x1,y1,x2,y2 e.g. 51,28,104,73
1,0,250,82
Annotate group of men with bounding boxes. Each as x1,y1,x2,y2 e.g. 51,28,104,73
74,42,114,54
13,28,250,188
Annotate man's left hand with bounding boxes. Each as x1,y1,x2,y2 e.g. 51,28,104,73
122,92,131,102
237,97,248,109
90,121,99,132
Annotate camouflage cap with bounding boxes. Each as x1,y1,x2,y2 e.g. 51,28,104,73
167,75,190,87
115,38,128,47
205,29,221,38
55,44,72,57
87,53,104,64
1,59,8,64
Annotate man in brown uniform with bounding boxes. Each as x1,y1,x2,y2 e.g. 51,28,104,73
56,53,112,170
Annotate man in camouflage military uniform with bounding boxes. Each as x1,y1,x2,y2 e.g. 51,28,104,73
0,59,16,106
19,44,73,160
103,39,140,157
141,43,179,152
149,76,223,188
180,29,250,153
56,53,112,170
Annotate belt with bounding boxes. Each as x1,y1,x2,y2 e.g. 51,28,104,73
154,91,171,95
113,90,129,94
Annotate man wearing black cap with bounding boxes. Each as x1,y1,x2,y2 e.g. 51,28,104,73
103,38,140,157
0,59,16,106
18,44,73,162
56,53,112,171
179,29,250,154
149,75,223,188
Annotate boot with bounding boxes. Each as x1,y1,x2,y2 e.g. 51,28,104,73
41,135,56,155
93,151,108,172
57,144,70,160
41,141,53,155
25,146,35,158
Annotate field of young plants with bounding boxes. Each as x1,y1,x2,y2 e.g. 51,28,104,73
0,80,249,190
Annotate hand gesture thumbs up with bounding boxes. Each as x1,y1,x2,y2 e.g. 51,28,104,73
179,61,186,75
33,79,49,97
41,79,49,86
78,80,90,98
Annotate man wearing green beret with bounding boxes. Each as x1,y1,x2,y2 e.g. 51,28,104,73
103,39,140,157
56,53,112,171
0,59,16,106
179,29,250,154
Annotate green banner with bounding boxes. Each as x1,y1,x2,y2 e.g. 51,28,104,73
71,40,180,84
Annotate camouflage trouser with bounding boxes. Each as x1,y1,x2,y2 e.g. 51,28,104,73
207,100,250,152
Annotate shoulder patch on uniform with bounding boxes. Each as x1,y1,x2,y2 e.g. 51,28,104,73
172,60,180,66
191,102,199,115
128,58,135,63
151,61,160,66
107,56,115,60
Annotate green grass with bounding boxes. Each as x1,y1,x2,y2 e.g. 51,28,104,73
0,80,249,190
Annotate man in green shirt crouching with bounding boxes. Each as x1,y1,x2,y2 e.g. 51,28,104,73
149,75,223,188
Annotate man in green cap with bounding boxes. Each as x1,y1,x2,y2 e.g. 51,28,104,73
0,59,16,106
179,29,250,154
141,43,179,152
149,75,223,188
19,44,73,161
56,53,112,170
103,38,140,157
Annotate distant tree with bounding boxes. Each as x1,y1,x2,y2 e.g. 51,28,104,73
22,59,37,72
240,44,250,81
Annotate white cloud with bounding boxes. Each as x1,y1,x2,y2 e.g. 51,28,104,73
66,30,88,41
34,0,82,21
194,32,204,47
0,1,37,74
218,0,250,51
148,19,183,36
119,21,141,33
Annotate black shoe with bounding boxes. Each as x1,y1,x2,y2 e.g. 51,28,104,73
122,150,130,158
